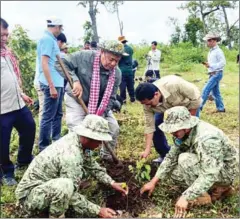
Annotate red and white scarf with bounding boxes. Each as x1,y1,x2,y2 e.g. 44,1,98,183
88,51,115,116
1,46,22,85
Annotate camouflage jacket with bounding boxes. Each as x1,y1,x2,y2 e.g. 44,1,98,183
15,132,114,214
155,120,237,200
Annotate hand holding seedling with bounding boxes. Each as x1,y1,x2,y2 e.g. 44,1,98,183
111,182,129,196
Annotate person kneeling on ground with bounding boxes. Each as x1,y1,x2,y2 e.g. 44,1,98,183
141,106,237,218
15,115,128,218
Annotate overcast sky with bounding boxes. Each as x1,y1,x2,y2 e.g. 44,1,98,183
1,1,239,46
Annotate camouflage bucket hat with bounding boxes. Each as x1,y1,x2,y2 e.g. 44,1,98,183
98,40,129,56
159,106,199,133
73,114,112,141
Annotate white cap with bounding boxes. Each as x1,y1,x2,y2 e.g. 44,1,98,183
46,16,63,26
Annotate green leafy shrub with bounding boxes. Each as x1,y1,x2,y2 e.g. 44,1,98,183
8,25,37,98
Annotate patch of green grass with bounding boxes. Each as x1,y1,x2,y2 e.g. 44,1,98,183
1,60,239,218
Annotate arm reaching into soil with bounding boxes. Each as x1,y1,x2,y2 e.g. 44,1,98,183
84,159,114,185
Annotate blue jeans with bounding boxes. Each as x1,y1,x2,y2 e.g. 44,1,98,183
39,83,63,151
0,106,35,178
197,71,225,117
153,113,170,158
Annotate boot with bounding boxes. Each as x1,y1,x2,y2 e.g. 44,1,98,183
188,192,212,206
210,185,235,202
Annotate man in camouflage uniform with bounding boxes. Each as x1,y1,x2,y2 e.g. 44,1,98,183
15,115,128,218
56,40,128,162
141,106,237,218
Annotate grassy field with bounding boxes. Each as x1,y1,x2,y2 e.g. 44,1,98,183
1,60,239,218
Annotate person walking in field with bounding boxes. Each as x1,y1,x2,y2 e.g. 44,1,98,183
197,33,226,116
141,106,237,218
135,75,201,164
0,18,36,186
16,115,128,218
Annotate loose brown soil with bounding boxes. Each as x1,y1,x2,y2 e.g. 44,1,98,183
2,161,158,218
101,160,158,217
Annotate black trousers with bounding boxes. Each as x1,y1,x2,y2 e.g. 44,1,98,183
120,75,135,102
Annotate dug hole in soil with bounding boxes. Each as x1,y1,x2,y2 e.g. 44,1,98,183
100,160,158,217
2,161,158,218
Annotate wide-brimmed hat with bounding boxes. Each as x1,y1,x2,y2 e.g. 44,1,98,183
98,40,129,56
73,114,112,141
118,36,128,43
159,106,199,133
203,32,221,42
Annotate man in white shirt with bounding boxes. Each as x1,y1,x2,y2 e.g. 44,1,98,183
145,41,161,80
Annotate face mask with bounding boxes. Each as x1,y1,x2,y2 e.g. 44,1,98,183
174,138,183,147
174,134,189,147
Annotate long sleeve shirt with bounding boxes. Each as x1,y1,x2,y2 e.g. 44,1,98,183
147,49,161,71
143,75,201,134
155,121,237,200
1,56,25,114
15,132,114,215
207,45,226,73
55,50,121,115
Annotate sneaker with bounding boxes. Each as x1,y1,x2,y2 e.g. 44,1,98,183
1,177,18,186
152,157,164,164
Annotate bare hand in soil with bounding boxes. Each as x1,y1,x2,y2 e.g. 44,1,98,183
174,196,188,218
140,149,150,159
111,182,129,196
98,207,116,218
140,181,155,197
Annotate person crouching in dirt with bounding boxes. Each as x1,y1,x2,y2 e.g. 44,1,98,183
140,106,237,218
15,115,128,218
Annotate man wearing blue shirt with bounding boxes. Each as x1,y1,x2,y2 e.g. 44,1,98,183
37,17,64,152
197,33,226,116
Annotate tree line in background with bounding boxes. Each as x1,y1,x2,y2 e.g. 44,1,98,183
169,0,239,49
78,0,239,50
6,1,239,99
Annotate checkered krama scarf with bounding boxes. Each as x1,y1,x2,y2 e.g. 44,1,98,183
88,51,116,116
1,45,22,85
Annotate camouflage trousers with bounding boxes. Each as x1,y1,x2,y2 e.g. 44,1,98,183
22,178,100,217
170,153,232,188
64,93,119,159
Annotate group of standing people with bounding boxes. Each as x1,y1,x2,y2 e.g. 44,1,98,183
0,16,238,218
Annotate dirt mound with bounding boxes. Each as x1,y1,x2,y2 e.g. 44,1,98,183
101,160,157,217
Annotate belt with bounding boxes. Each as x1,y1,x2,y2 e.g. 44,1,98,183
208,71,221,76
